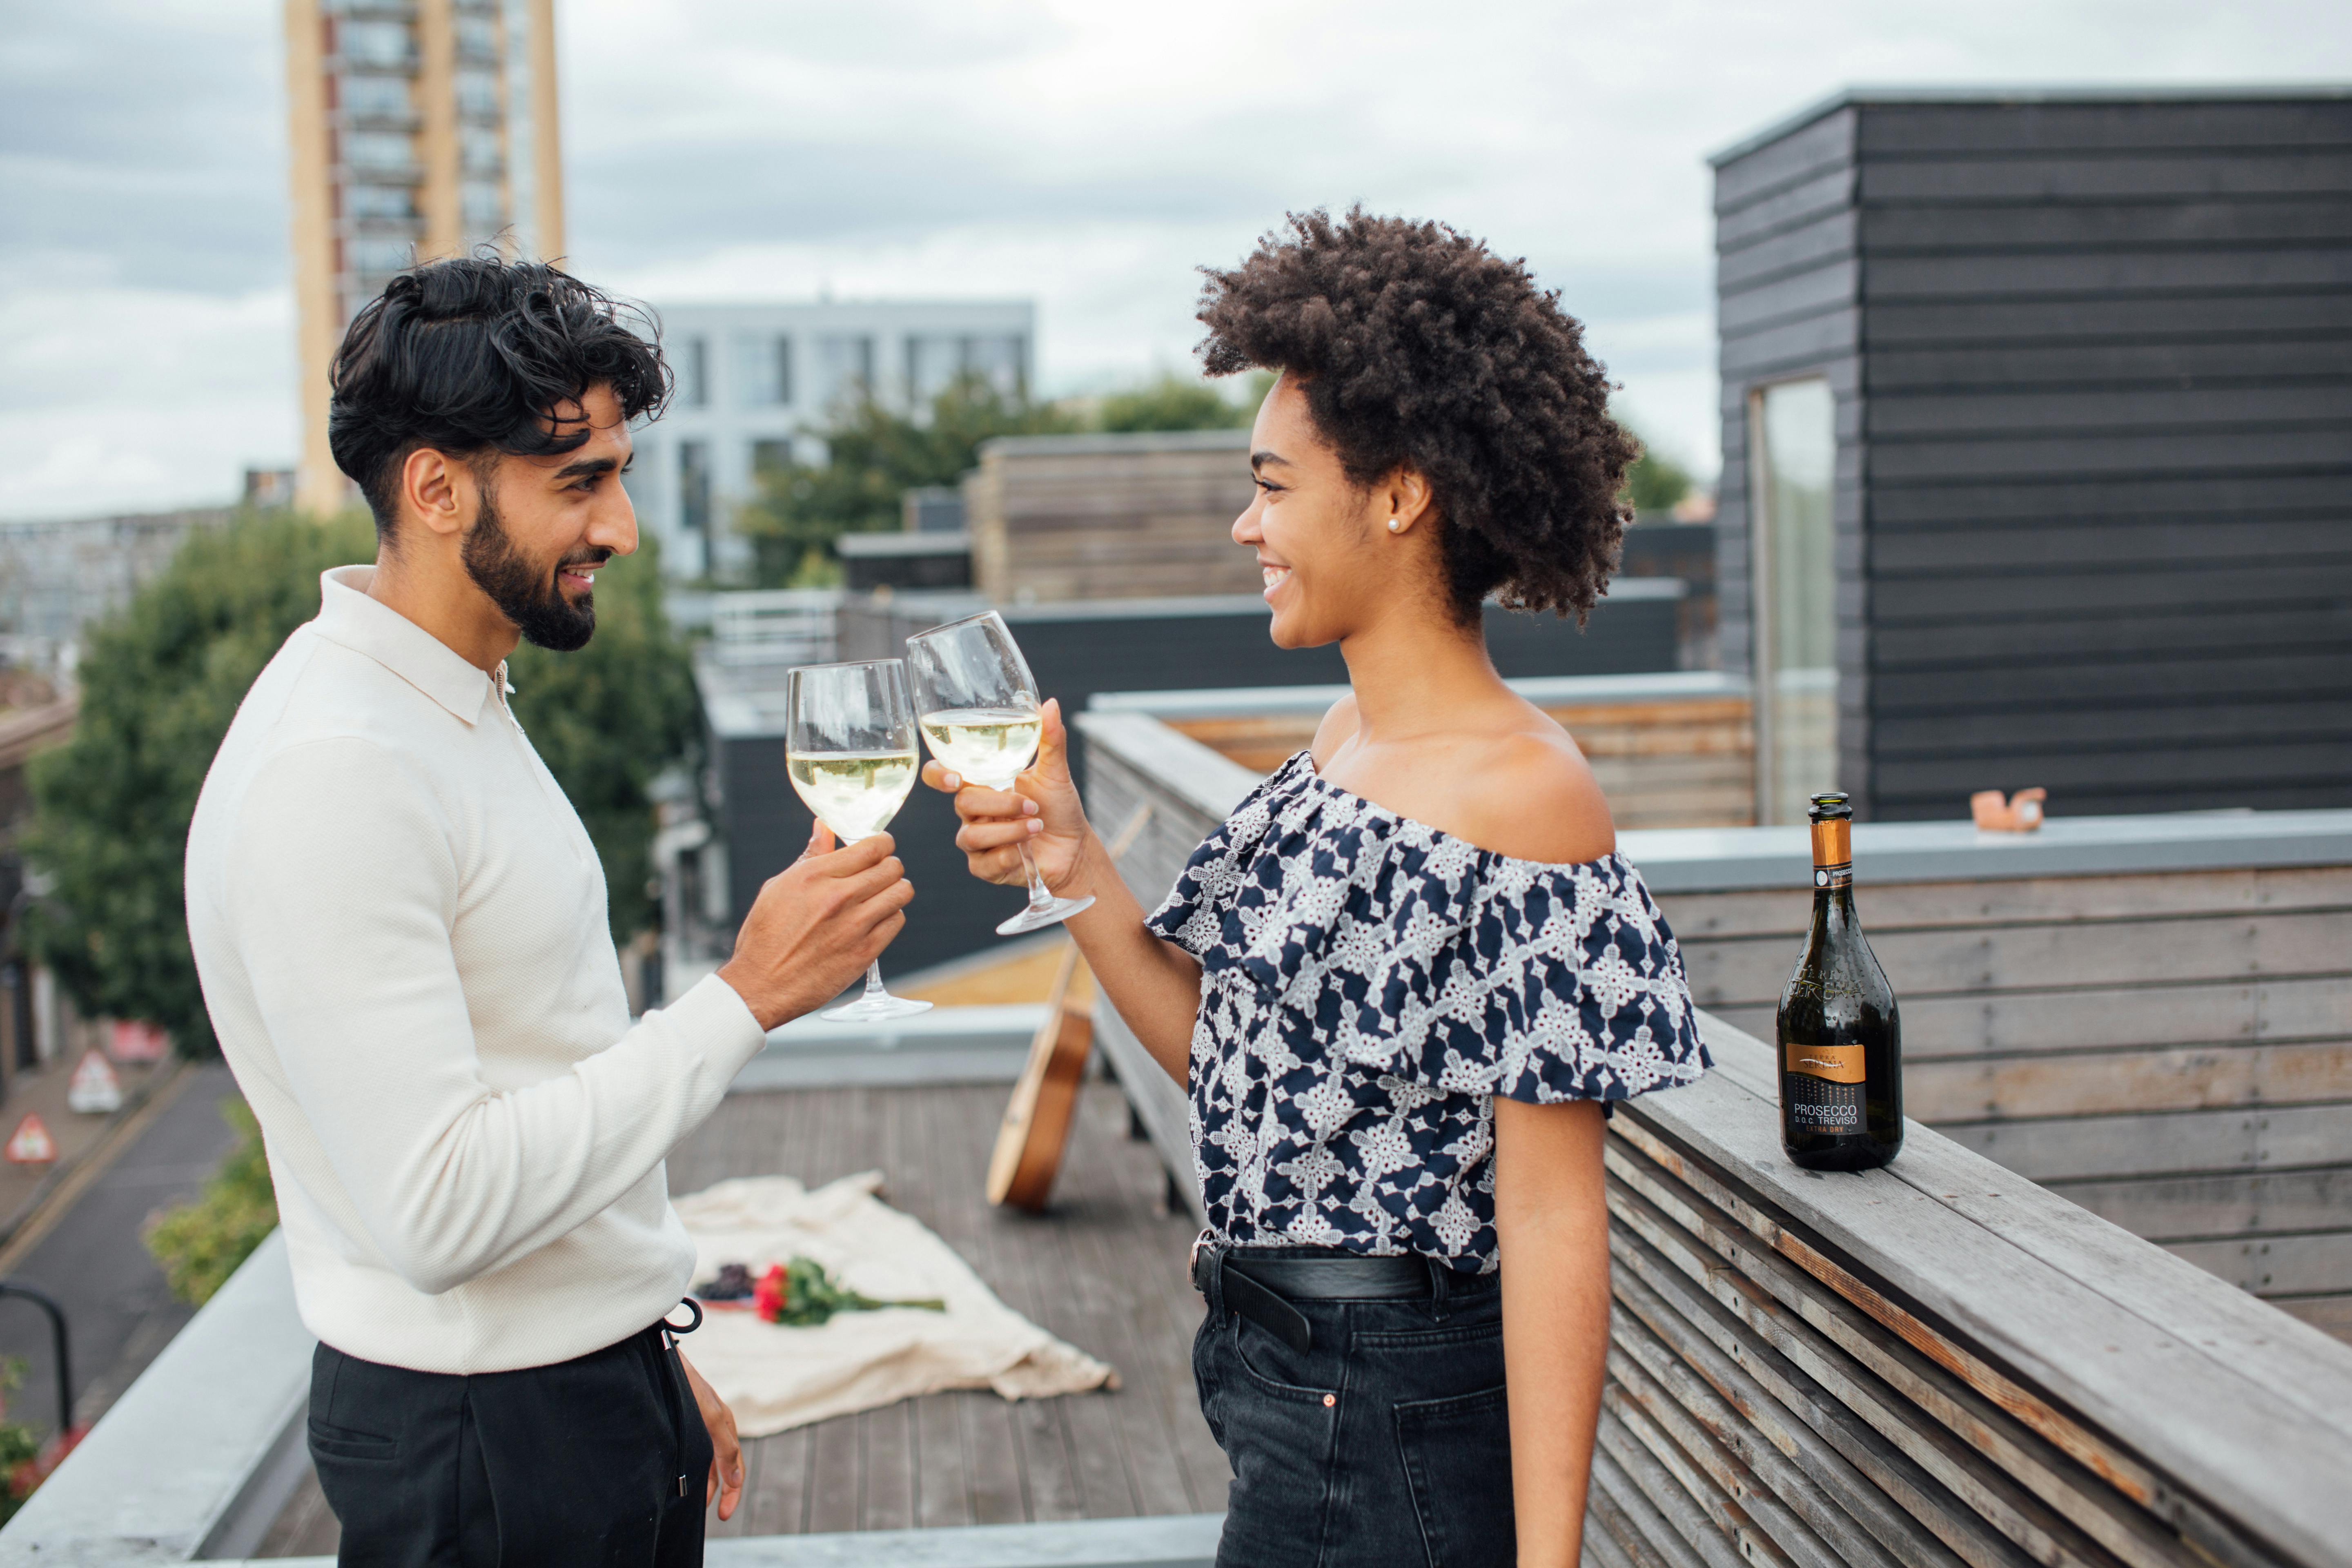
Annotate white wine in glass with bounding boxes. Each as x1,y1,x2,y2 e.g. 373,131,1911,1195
904,611,1095,936
784,661,931,1022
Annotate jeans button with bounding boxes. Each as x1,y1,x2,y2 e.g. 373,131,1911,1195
1322,1394,1336,1408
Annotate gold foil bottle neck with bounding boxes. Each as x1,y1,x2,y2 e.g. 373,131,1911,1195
1811,820,1851,869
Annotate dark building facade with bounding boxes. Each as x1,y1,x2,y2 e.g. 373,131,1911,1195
705,584,1687,977
1712,89,2352,823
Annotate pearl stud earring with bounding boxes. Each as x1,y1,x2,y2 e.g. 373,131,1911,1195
1386,517,1402,533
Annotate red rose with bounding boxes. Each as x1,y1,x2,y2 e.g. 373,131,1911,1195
752,1263,786,1323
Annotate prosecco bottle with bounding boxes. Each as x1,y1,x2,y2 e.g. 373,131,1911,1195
1777,791,1904,1170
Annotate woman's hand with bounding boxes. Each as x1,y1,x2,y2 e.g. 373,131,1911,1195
921,698,1094,896
676,1349,744,1522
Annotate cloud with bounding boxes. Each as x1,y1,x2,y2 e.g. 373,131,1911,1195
0,283,294,520
0,0,287,295
7,0,2352,517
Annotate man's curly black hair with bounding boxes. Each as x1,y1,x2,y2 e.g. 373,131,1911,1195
329,252,670,537
1197,208,1637,625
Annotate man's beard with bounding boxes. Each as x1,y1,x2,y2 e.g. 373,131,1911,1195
461,486,606,653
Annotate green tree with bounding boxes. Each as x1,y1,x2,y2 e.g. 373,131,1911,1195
24,511,696,1055
1096,374,1253,433
24,508,377,1055
736,374,1080,585
507,540,699,942
144,1098,278,1306
1624,436,1696,514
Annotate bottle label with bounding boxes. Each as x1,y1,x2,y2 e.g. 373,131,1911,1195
1785,1041,1866,1129
1811,820,1852,888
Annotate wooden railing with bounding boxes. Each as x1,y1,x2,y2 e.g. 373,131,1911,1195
1076,708,2352,1568
1096,672,1755,831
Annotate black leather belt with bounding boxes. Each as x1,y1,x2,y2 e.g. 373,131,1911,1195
1190,1236,1477,1355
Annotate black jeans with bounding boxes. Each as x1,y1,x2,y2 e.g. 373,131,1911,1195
1193,1250,1515,1568
308,1323,712,1567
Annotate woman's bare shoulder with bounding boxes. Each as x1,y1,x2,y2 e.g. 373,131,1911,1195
1308,691,1362,763
1446,728,1617,865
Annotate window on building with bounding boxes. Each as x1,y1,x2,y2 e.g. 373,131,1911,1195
734,335,791,407
351,238,415,274
813,335,874,412
679,442,711,534
966,334,1025,398
340,73,411,120
335,21,414,68
679,338,709,408
751,439,794,477
457,69,500,119
905,335,962,406
1749,376,1838,826
455,15,499,62
342,131,415,173
345,184,416,221
460,126,503,175
461,181,503,227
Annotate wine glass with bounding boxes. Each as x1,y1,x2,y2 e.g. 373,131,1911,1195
904,610,1096,935
785,660,933,1022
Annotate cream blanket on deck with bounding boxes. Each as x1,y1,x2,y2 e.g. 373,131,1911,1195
672,1172,1118,1437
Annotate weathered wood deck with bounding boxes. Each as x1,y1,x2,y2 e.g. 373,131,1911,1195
680,1081,1227,1539
257,1080,1226,1555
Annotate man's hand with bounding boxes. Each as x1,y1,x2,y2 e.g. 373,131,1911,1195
677,1350,743,1523
717,824,913,1030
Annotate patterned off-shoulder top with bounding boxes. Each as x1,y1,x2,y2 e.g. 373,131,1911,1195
1146,750,1709,1271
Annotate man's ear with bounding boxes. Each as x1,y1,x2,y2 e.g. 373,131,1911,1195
400,448,471,541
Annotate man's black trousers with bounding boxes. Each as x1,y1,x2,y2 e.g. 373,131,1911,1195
308,1323,713,1567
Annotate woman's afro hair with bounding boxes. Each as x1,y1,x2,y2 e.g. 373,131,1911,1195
1197,208,1638,624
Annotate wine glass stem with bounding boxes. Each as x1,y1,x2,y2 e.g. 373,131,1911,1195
1016,841,1056,912
861,960,890,999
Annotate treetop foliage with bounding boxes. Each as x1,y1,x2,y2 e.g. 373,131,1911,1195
1624,439,1697,515
734,370,1263,587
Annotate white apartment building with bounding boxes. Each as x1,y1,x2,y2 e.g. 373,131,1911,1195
626,299,1034,579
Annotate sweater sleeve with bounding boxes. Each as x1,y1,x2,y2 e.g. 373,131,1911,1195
223,736,767,1295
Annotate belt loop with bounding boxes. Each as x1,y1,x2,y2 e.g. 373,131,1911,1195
1427,1257,1452,1324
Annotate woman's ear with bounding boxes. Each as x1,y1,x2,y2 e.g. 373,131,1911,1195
1383,468,1436,535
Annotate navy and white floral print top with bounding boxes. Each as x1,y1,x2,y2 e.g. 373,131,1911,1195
1146,751,1708,1272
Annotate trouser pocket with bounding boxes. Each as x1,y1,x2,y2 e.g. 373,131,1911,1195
1394,1383,1515,1568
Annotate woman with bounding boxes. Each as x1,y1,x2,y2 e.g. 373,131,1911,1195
925,209,1708,1568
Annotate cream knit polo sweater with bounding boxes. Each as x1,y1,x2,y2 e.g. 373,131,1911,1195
185,566,768,1374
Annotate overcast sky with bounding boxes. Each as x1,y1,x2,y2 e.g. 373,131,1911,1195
4,0,2348,520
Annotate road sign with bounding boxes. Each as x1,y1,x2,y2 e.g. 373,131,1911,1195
69,1050,124,1115
110,1021,167,1064
5,1114,57,1165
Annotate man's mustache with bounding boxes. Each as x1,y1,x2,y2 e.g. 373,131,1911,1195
555,550,614,577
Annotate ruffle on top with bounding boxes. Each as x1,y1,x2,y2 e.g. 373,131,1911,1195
1148,751,1708,1105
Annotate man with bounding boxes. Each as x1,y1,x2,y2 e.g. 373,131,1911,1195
184,254,911,1564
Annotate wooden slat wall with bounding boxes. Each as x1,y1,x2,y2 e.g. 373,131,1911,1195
1166,694,1758,829
1711,105,1871,807
1854,98,2352,818
1717,94,2352,822
1655,863,2352,1338
964,434,1263,603
1087,715,2352,1568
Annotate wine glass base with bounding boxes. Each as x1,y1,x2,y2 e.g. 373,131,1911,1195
996,894,1096,936
820,993,935,1023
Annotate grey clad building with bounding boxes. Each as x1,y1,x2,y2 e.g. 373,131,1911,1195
1712,88,2352,824
627,299,1033,578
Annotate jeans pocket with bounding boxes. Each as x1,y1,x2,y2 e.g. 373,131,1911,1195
1394,1385,1514,1568
308,1418,398,1463
1210,1314,1342,1568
